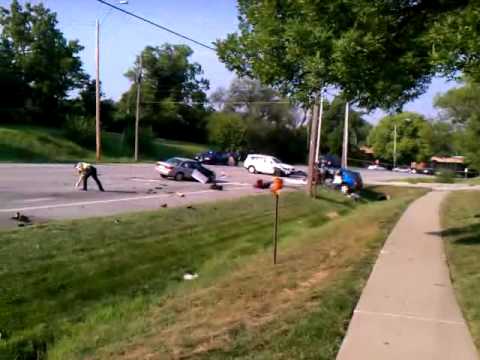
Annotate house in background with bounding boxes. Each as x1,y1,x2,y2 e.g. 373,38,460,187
431,156,465,174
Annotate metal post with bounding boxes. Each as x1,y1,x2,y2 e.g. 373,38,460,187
306,94,320,196
134,55,142,162
273,194,279,265
393,122,397,169
95,19,101,161
315,91,324,162
342,101,349,168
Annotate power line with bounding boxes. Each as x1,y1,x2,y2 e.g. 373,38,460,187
96,0,217,52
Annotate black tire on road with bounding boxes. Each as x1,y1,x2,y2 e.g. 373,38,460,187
160,174,167,178
175,172,184,181
274,168,283,177
248,166,256,174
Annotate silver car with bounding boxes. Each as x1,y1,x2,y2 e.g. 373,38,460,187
155,157,216,182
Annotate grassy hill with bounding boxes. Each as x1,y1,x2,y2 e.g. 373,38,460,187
0,187,426,359
0,125,209,163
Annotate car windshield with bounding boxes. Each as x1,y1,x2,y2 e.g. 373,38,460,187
166,158,181,166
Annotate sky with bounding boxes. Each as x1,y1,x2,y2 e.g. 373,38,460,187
2,0,460,123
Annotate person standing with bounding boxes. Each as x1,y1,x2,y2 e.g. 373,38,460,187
75,162,105,191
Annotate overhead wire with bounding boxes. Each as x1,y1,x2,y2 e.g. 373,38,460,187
96,0,217,52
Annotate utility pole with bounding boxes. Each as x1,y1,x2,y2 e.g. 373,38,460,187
315,91,324,162
134,55,142,162
342,101,349,168
393,122,397,169
306,94,320,197
95,19,101,161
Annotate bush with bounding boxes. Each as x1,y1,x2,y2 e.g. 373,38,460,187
63,115,96,149
435,169,456,183
207,112,246,151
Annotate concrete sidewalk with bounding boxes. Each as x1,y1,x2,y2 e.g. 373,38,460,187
337,191,479,360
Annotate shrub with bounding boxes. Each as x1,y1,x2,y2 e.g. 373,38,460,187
63,115,96,149
435,169,456,183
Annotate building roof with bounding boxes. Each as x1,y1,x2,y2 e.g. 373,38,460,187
431,156,465,164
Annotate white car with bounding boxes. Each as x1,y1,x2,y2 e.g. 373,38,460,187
243,154,294,176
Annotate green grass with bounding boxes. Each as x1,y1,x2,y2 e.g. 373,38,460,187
0,186,426,359
441,191,480,351
0,125,208,163
394,177,480,185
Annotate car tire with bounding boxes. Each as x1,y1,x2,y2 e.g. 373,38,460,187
160,174,167,178
248,166,256,174
274,168,282,177
175,172,184,181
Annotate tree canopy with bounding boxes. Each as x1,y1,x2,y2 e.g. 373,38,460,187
434,79,480,169
118,44,211,142
217,0,476,110
368,112,433,165
0,0,86,123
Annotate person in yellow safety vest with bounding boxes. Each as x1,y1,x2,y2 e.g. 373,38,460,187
74,162,105,191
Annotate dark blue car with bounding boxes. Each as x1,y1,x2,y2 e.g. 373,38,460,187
339,168,363,192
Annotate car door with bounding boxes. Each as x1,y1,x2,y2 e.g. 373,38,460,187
180,161,195,178
264,158,275,174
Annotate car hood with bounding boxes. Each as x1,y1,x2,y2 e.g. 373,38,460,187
277,163,294,171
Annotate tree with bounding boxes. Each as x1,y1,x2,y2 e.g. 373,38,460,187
119,44,211,142
320,96,371,157
217,1,474,110
207,112,246,150
0,0,86,124
434,79,480,169
368,112,433,165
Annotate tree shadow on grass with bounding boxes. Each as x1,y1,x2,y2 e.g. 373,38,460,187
429,223,480,246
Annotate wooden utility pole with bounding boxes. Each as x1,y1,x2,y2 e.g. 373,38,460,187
306,94,320,197
134,55,142,162
314,91,324,162
342,101,349,168
95,19,101,161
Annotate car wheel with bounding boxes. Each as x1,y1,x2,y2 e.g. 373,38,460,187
274,168,282,177
248,166,256,174
175,172,184,181
160,174,167,178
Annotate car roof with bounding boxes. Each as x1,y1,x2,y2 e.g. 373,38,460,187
247,154,273,158
170,157,195,162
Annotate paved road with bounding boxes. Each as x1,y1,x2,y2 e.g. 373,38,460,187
337,191,478,360
0,163,418,229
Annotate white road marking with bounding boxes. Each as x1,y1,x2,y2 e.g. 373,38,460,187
20,197,55,203
0,190,218,213
354,309,465,326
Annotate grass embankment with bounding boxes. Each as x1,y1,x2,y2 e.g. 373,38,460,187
441,191,480,351
0,187,426,359
394,176,480,186
0,125,208,163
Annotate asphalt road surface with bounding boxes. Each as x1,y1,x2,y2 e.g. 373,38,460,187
0,163,417,229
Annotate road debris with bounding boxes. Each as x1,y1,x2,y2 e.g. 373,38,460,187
183,272,199,280
210,183,223,191
160,203,168,208
176,192,185,198
254,179,272,189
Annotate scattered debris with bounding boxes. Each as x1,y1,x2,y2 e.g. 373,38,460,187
146,189,157,194
160,203,168,208
114,219,120,224
155,187,163,190
210,183,223,191
186,205,196,210
183,272,199,280
176,192,185,198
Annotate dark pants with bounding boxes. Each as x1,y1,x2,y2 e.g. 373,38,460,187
83,166,104,191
